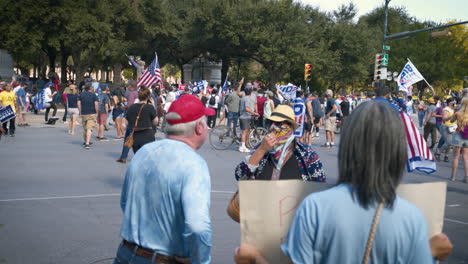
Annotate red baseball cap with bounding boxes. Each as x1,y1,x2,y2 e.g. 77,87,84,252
166,94,216,125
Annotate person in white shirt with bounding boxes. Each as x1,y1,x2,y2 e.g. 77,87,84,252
44,83,57,122
206,89,220,128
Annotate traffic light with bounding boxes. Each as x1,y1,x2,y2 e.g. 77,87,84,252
304,64,311,80
374,53,388,80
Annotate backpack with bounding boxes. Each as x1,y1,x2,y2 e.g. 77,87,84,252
209,95,216,106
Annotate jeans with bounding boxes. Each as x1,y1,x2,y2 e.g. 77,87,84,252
119,127,133,159
418,111,426,128
2,117,15,135
436,123,445,148
62,103,68,121
45,102,57,121
207,107,217,128
227,112,239,136
437,124,452,152
113,242,156,264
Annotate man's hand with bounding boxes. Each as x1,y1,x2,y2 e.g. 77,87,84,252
430,233,453,261
234,244,269,264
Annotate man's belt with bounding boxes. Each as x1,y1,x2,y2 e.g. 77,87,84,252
122,240,186,264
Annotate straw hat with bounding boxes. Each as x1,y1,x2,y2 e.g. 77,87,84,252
266,105,298,129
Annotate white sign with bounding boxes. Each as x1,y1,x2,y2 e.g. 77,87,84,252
397,61,425,92
239,180,446,264
278,84,297,100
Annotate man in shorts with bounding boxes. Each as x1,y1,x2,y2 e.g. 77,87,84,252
322,89,337,148
78,83,98,149
97,87,110,141
311,92,323,138
239,87,258,152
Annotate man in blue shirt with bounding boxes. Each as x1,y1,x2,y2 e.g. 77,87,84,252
113,94,216,264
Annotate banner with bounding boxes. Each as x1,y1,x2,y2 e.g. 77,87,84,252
0,105,16,123
239,180,446,264
397,61,425,92
34,89,46,110
278,84,297,100
293,98,305,138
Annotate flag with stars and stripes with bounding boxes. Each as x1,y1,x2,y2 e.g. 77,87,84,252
137,54,162,88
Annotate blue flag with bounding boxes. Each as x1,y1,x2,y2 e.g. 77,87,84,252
222,75,229,92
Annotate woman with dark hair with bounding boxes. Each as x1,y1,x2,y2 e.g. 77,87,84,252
124,89,158,153
234,101,453,263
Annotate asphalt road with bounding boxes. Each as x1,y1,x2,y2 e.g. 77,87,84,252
0,112,467,263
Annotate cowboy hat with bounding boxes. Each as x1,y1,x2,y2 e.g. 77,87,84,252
266,105,299,129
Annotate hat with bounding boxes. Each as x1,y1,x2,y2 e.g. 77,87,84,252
166,95,216,125
266,105,298,129
265,91,273,97
428,98,435,104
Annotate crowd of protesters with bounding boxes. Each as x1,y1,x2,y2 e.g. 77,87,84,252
2,75,467,263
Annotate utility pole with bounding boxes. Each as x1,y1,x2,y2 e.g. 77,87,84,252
379,0,391,89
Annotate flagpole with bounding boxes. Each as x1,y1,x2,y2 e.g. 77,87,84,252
155,52,162,86
407,58,435,95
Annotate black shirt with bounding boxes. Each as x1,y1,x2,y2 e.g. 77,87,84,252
257,154,301,180
68,94,78,108
126,103,157,129
340,100,350,116
78,91,98,115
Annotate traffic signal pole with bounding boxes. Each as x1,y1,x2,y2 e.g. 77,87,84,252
380,0,391,89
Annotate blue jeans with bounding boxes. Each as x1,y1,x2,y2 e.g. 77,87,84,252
227,112,239,136
436,123,445,148
119,127,133,159
113,242,157,264
418,111,426,128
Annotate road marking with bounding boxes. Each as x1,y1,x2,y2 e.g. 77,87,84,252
0,190,236,202
444,218,468,225
447,204,461,207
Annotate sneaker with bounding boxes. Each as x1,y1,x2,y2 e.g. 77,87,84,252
116,158,126,163
444,156,449,162
9,134,15,137
83,142,93,146
63,121,68,124
98,137,109,141
84,144,90,149
238,146,250,153
315,132,319,137
104,125,109,131
321,143,330,148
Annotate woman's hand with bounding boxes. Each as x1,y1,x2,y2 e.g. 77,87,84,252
259,133,277,153
234,244,269,264
430,233,453,261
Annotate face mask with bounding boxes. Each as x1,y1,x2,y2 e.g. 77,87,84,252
269,122,295,169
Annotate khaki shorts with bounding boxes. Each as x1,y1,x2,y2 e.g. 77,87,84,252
82,114,97,130
324,116,337,131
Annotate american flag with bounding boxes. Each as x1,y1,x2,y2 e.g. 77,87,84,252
137,54,162,88
400,112,436,174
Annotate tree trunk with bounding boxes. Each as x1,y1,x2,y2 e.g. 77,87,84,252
179,64,185,84
60,54,69,84
267,68,281,90
48,53,56,74
113,63,122,85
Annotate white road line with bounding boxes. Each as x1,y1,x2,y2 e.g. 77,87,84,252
444,218,468,225
0,190,235,202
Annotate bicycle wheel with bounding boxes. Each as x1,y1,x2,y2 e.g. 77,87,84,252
209,125,234,150
248,127,268,148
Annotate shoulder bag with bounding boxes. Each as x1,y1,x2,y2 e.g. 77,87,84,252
124,104,145,148
362,202,384,264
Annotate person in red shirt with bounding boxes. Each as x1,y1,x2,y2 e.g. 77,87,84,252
256,89,267,128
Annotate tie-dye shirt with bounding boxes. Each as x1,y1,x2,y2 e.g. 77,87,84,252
119,139,211,264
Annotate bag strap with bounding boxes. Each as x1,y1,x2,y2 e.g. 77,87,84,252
362,202,384,264
131,104,145,134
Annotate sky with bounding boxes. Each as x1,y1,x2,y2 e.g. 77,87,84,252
298,0,467,23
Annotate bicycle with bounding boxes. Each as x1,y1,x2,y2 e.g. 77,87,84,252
209,117,268,150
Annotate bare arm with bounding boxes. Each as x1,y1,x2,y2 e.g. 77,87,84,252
325,105,337,119
94,101,99,114
77,100,81,113
236,78,244,96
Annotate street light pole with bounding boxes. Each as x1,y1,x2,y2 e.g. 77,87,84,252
380,0,391,89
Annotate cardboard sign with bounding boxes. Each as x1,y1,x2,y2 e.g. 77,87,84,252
239,180,446,263
0,105,15,123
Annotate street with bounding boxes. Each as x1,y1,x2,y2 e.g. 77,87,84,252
0,112,467,264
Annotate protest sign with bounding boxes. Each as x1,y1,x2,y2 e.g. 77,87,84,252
278,85,297,100
292,98,305,138
179,84,186,91
239,180,446,264
0,105,16,123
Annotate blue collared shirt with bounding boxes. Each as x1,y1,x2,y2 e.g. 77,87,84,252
119,139,212,264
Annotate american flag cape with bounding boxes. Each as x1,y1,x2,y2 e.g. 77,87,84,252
137,55,162,88
401,112,436,173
